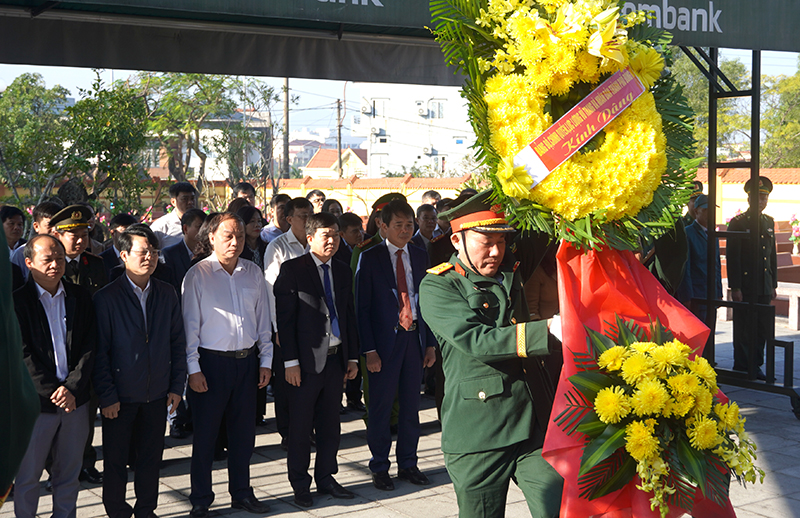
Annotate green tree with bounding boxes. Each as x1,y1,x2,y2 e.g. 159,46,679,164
761,62,800,168
67,74,150,214
670,49,750,159
0,73,71,206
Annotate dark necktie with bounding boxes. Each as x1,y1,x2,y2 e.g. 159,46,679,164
395,249,413,331
65,258,79,282
321,263,340,338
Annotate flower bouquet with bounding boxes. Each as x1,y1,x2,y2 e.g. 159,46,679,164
557,315,762,517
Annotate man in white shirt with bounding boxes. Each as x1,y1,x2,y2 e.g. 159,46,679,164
150,182,197,249
262,197,312,446
260,193,291,244
182,212,273,518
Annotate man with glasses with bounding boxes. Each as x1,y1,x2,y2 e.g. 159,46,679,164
151,182,198,249
92,224,186,518
263,197,313,449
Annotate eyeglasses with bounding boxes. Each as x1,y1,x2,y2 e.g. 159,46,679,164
129,248,160,259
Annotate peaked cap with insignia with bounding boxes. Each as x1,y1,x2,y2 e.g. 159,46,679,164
438,190,515,233
372,192,406,211
51,204,92,231
743,176,773,195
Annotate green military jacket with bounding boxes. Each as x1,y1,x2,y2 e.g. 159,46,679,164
349,232,382,275
726,211,777,297
420,253,559,455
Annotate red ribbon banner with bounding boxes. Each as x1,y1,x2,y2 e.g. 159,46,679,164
514,67,646,185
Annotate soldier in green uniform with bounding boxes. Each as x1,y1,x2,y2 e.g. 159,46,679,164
419,191,563,518
51,204,108,484
726,176,777,379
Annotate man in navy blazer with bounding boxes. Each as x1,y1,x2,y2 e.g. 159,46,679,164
99,213,138,279
356,199,436,491
274,212,359,507
161,208,206,292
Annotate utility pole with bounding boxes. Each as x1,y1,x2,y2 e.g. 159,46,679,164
283,77,290,179
337,99,343,178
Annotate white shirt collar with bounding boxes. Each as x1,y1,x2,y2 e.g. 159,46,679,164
125,273,151,295
208,253,244,273
35,280,65,300
286,229,307,248
311,252,331,268
384,240,408,257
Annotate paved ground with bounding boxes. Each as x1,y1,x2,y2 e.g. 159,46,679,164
4,319,800,518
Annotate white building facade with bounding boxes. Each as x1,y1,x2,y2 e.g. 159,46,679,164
351,83,476,177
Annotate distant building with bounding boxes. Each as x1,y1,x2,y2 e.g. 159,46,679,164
350,83,475,177
288,139,329,169
301,148,368,179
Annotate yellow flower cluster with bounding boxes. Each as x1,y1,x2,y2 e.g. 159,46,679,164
478,0,667,222
589,337,762,516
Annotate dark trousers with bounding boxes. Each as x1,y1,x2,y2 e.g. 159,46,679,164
82,391,100,470
286,353,344,492
345,358,362,404
188,349,258,507
733,294,771,370
271,337,290,438
102,399,167,518
366,328,423,474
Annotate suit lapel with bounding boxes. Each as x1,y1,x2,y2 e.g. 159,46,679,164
27,279,57,368
181,245,191,271
304,254,326,300
64,286,76,359
409,246,424,291
377,242,397,292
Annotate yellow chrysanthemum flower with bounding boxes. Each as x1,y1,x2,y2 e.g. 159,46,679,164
628,43,664,89
649,344,685,378
687,416,723,450
598,345,628,371
594,385,631,424
668,372,701,395
625,420,660,461
631,341,657,354
672,393,695,417
688,356,718,391
496,156,534,200
620,352,653,385
631,379,670,416
693,387,714,417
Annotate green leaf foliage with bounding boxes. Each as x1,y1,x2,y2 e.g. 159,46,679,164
578,449,637,500
579,424,627,477
554,387,595,436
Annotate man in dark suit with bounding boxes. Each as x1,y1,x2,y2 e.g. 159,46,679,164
410,204,437,252
161,208,206,291
274,212,360,508
682,194,722,323
356,199,436,491
334,212,363,267
93,224,187,518
13,234,96,517
50,204,107,484
99,213,138,279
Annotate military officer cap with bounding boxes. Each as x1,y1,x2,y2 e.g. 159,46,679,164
744,176,773,195
438,190,515,233
694,193,709,210
51,204,92,231
372,192,406,211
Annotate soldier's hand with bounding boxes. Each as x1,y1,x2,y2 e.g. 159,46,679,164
286,365,301,387
345,361,359,381
366,351,382,373
189,372,208,393
259,367,272,388
102,402,120,419
423,346,436,368
732,289,743,302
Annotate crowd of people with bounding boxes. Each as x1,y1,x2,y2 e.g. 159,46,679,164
5,182,566,518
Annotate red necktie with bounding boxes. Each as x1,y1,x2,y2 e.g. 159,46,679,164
395,249,413,331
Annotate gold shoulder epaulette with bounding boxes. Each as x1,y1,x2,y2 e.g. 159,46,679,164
356,236,374,249
430,233,447,243
426,262,454,275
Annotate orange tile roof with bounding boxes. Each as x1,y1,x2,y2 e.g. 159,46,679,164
305,148,368,170
695,168,800,184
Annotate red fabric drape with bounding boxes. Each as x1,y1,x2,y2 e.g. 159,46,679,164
543,243,736,518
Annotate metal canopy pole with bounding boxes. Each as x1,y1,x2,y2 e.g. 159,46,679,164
679,46,800,418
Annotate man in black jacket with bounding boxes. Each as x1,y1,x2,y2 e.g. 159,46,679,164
13,234,96,518
274,212,359,508
93,224,187,518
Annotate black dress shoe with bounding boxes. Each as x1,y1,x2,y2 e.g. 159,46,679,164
189,504,208,518
372,471,394,491
79,467,103,484
318,479,355,499
231,495,271,514
733,366,767,380
280,437,288,451
398,466,431,486
346,400,366,412
170,425,191,439
255,417,268,427
294,489,313,508
44,478,52,492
